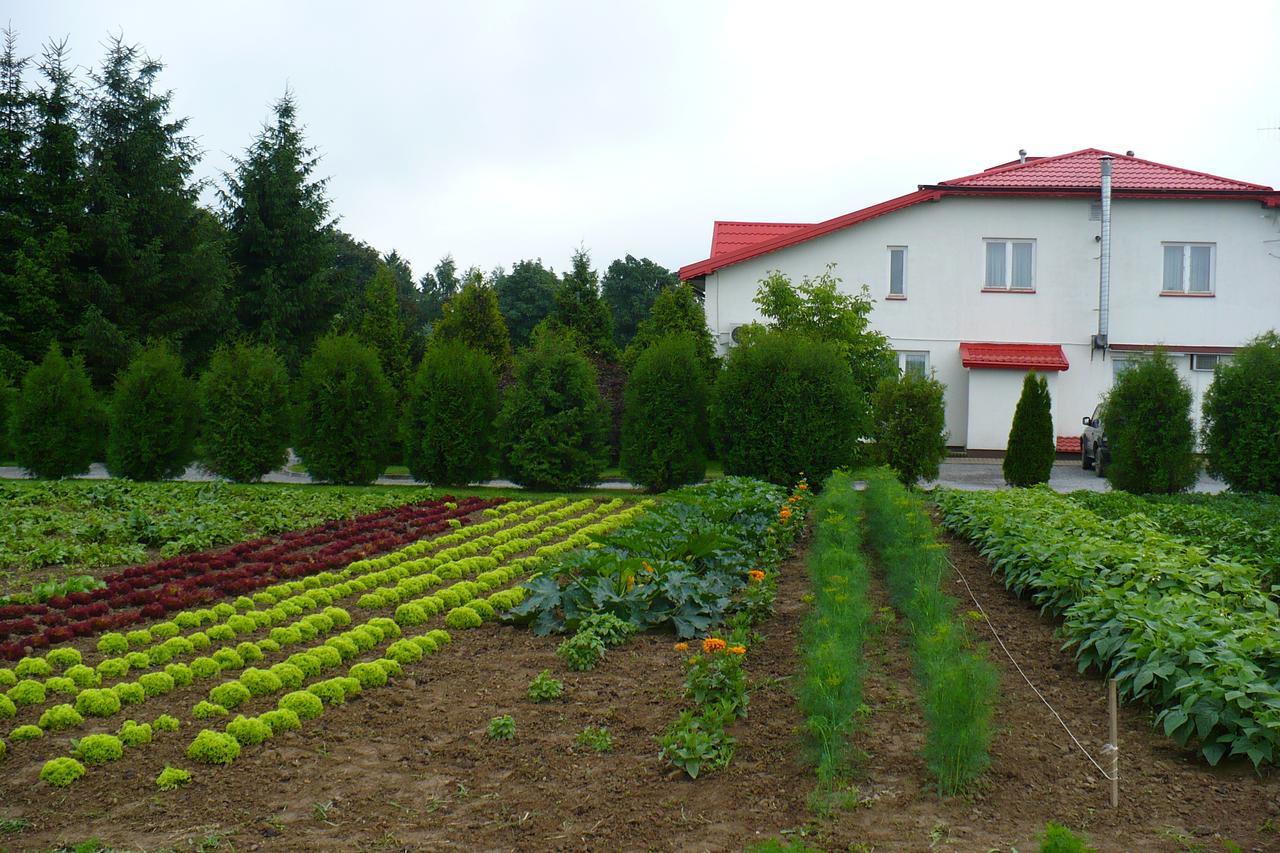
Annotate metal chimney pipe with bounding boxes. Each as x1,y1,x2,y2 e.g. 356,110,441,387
1097,155,1113,349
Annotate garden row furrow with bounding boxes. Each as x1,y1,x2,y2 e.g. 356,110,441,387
936,487,1280,768
28,499,648,787
1,498,634,740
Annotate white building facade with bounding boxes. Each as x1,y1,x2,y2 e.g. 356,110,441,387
679,149,1280,452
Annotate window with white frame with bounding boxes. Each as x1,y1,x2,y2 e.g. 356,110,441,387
1162,243,1215,293
898,351,929,376
1112,357,1133,380
888,246,907,297
1190,353,1227,372
983,239,1035,290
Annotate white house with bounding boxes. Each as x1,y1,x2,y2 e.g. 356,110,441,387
679,148,1280,452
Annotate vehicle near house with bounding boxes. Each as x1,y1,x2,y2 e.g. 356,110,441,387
1080,404,1108,475
680,149,1280,452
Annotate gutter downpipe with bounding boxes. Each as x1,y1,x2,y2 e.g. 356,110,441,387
1096,155,1113,354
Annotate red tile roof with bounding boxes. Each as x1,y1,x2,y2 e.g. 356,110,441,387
959,342,1070,372
1056,436,1082,454
679,149,1280,280
711,221,812,258
938,148,1271,192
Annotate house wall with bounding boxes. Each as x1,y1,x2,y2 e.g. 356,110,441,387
967,370,1058,452
701,195,1280,449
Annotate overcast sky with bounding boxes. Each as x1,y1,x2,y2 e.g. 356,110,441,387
8,0,1280,280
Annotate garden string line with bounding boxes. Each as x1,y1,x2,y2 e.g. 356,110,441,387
943,554,1119,783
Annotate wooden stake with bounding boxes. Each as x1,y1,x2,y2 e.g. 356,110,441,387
1108,678,1119,808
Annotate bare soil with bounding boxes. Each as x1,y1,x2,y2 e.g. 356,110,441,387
1,523,1277,852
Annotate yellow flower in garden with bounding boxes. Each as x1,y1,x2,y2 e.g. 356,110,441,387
702,637,727,654
643,561,654,573
727,645,746,656
779,507,792,522
626,576,635,590
748,569,766,583
673,642,688,652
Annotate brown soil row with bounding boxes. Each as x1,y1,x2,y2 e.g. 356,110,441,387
2,521,1278,851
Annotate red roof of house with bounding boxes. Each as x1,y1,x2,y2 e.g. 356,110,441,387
959,342,1070,372
938,148,1271,192
1056,436,1082,454
679,149,1280,280
711,221,812,258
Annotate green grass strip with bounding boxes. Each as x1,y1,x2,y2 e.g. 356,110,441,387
861,467,997,795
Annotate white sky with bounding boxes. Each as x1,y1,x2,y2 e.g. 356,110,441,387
8,0,1280,279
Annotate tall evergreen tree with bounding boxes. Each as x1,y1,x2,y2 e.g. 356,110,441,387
601,254,676,348
0,28,33,378
420,254,459,325
623,282,717,382
356,263,410,390
551,247,615,357
383,249,428,361
77,35,231,386
432,280,513,372
495,258,558,348
221,90,335,370
1003,372,1055,487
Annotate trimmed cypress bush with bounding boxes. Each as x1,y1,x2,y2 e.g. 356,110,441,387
1202,331,1280,493
0,372,15,462
620,334,708,491
197,341,292,482
294,333,395,485
106,342,199,480
402,340,499,486
712,331,865,487
496,328,609,490
12,343,102,478
870,370,949,486
1101,350,1197,494
1003,372,1054,487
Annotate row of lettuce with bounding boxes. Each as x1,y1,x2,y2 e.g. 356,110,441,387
799,470,997,797
937,487,1280,769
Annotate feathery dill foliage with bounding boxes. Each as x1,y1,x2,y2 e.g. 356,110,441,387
797,471,871,787
861,468,997,795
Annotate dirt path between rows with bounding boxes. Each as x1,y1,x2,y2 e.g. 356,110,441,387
3,518,1278,852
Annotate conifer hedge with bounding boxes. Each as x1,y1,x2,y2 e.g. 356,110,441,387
1002,372,1054,487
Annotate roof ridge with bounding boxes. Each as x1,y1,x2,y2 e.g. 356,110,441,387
939,148,1107,186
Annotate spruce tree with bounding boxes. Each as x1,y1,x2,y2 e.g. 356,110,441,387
602,255,677,348
0,28,33,376
551,248,616,357
432,280,513,372
356,263,410,391
221,91,335,370
494,259,558,348
1003,372,1055,487
77,35,232,386
383,250,428,362
420,254,460,325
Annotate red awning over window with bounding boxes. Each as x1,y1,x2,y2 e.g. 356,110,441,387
959,342,1069,371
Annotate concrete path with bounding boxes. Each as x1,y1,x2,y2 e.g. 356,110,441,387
0,458,1227,494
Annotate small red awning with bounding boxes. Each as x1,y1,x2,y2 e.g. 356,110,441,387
959,342,1069,371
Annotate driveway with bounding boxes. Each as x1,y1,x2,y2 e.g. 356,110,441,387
923,458,1227,493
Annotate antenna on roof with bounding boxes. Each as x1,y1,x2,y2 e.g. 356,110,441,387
1018,149,1027,164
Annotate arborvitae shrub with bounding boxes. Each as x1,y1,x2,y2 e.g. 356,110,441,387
294,333,395,485
12,343,102,478
1102,351,1197,494
871,370,949,486
1202,331,1280,493
496,329,609,489
196,340,292,482
1003,372,1054,487
621,334,708,492
106,342,199,480
712,331,866,487
0,371,15,461
402,340,499,486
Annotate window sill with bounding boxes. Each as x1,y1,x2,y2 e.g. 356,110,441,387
885,294,907,301
1159,291,1215,297
980,287,1036,294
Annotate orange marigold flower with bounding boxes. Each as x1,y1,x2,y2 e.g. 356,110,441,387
798,482,809,491
643,561,655,573
727,645,746,656
748,570,766,583
779,507,792,521
702,637,727,654
673,642,688,652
